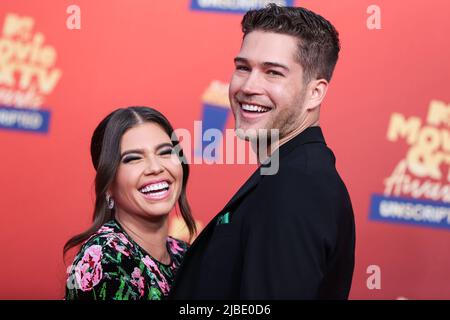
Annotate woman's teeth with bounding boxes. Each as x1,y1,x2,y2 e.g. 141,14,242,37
139,181,169,194
241,104,270,113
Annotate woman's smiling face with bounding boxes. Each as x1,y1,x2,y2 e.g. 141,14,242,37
111,122,183,220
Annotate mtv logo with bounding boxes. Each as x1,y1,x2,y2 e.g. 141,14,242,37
195,81,231,160
3,14,34,40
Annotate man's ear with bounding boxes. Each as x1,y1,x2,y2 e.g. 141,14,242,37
304,79,329,111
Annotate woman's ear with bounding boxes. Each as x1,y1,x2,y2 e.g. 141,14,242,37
106,188,115,210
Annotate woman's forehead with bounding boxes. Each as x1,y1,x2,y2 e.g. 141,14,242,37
121,123,171,150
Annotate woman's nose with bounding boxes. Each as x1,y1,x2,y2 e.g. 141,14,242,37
143,156,164,175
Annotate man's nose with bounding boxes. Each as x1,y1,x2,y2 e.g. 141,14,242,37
240,71,264,95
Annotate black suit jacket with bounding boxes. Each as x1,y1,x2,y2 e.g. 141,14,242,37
170,127,355,299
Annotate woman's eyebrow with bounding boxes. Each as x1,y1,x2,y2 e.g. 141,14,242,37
155,143,174,150
120,143,173,158
120,149,145,158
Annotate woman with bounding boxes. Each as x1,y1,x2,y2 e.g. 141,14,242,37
64,106,196,300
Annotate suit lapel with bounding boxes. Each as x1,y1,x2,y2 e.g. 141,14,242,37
186,167,262,251
221,166,262,212
172,169,261,295
188,127,326,250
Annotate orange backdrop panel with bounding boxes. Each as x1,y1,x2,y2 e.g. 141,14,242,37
0,0,449,299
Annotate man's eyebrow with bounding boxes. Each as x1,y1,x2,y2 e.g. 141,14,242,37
234,57,248,64
234,57,289,71
262,61,290,71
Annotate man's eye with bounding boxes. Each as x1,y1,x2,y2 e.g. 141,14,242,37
236,65,250,72
267,70,283,76
122,156,141,164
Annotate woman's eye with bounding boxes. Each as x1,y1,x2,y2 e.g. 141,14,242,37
159,148,173,156
122,156,141,164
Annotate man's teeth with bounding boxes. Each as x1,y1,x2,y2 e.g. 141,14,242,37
241,104,270,113
140,181,169,193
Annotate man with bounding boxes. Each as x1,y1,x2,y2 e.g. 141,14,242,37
170,4,355,299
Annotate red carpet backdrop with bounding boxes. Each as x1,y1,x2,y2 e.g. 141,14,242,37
0,0,449,299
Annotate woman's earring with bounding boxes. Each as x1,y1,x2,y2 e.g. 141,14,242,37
106,193,115,210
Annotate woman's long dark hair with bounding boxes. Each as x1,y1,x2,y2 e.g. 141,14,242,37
63,106,196,257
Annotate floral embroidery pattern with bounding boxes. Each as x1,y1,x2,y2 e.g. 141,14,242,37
65,220,188,300
74,245,103,292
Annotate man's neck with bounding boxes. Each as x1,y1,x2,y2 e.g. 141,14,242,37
255,119,320,165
